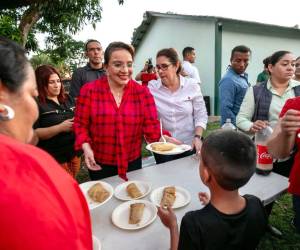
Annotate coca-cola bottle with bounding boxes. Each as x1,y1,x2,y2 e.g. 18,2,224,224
255,126,273,175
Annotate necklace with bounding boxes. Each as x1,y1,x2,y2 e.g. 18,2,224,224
111,90,123,106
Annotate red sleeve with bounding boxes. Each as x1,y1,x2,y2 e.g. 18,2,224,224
74,83,93,150
141,87,161,143
279,97,300,118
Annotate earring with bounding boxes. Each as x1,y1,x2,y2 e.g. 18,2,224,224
0,104,15,121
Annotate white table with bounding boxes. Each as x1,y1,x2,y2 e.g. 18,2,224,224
90,156,288,250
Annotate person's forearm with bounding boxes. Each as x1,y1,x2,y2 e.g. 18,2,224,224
267,127,295,158
194,126,204,137
170,225,179,250
35,124,63,140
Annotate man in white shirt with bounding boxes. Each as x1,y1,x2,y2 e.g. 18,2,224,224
181,47,201,84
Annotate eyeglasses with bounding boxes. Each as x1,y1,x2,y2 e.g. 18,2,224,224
156,63,172,71
111,62,133,69
48,79,61,84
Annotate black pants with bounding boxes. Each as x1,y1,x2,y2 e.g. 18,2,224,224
88,157,142,180
272,157,294,178
153,149,196,165
264,158,294,218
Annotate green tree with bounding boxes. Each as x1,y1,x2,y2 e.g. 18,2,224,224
0,0,124,49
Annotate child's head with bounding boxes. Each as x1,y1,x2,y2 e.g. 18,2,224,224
200,130,256,191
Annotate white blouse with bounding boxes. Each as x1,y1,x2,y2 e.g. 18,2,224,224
148,75,208,145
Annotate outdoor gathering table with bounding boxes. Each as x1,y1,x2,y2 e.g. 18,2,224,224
90,155,289,250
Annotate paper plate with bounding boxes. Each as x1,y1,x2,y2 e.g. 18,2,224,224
114,181,151,201
111,200,157,230
79,181,114,210
150,186,191,209
146,142,192,155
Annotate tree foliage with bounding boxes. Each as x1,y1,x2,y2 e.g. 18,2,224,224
0,0,124,72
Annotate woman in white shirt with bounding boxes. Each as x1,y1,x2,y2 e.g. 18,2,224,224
148,48,208,164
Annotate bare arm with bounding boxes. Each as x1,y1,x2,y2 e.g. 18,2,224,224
267,109,300,158
35,118,74,140
157,206,179,250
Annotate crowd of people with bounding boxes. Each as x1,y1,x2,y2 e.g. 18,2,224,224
0,35,300,249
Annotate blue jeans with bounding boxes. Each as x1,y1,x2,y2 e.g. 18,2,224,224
293,194,300,233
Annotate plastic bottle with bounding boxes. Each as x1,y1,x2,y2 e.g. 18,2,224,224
221,118,236,130
255,126,273,175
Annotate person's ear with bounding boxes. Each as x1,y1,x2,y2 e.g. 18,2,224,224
202,166,211,184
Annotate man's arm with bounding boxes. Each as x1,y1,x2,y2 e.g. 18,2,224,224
219,78,236,125
267,109,300,158
69,69,83,98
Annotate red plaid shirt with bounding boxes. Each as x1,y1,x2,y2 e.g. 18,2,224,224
74,76,161,180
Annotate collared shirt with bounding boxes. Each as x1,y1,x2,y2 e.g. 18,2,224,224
219,67,250,125
182,60,201,83
69,63,106,98
148,76,207,145
0,134,92,249
74,76,160,180
236,79,300,132
280,97,300,195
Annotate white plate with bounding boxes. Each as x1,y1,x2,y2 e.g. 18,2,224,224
111,200,157,230
92,235,101,250
79,181,114,210
150,186,191,209
114,181,151,201
146,142,192,155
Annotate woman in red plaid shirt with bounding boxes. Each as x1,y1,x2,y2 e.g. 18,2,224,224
74,42,170,181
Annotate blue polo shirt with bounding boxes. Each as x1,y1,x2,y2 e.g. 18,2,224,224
219,67,250,125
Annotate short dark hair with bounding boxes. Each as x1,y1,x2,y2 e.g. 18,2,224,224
104,41,134,65
85,39,101,52
35,65,66,104
156,48,182,74
269,50,292,66
201,130,256,191
0,36,30,93
230,45,251,61
182,47,195,58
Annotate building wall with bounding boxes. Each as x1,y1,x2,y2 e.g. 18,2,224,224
221,30,300,85
134,17,216,113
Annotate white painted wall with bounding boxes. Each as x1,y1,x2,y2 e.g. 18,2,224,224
134,17,216,113
221,31,300,85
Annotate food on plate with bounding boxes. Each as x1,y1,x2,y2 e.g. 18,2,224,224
151,142,176,152
160,186,176,207
88,183,110,203
126,183,143,199
129,203,145,224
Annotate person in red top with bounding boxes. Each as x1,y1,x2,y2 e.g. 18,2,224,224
135,58,158,86
74,42,174,181
267,96,300,233
0,36,92,249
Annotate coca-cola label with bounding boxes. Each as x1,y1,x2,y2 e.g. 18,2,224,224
257,145,273,164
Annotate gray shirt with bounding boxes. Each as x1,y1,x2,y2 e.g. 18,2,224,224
69,63,106,98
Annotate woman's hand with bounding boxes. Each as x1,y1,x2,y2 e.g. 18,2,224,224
198,192,210,205
157,206,178,230
162,135,182,145
192,137,202,156
82,143,101,171
60,118,74,132
250,120,268,133
280,109,300,136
